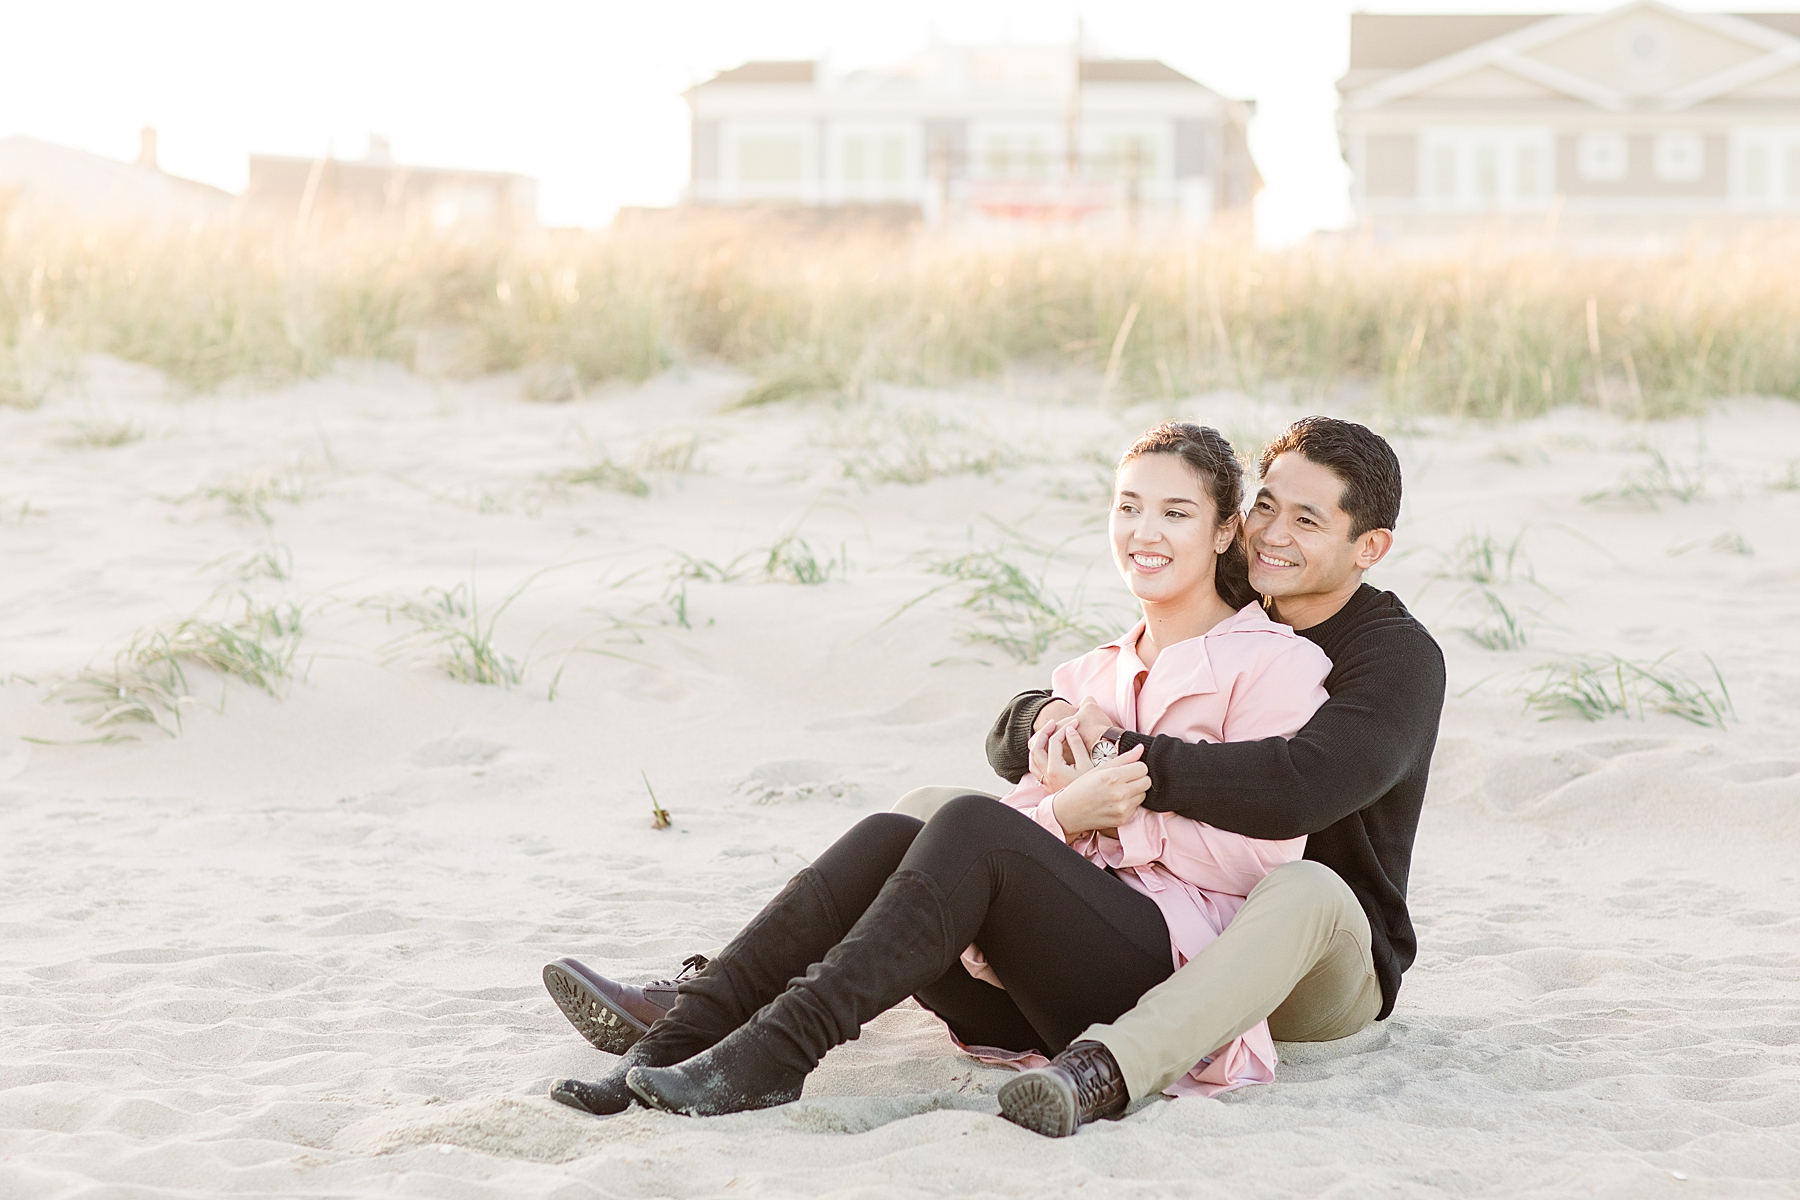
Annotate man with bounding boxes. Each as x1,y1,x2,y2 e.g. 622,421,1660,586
543,416,1445,1136
982,415,1445,1135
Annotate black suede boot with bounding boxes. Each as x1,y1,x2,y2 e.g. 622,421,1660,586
549,867,848,1117
627,870,956,1116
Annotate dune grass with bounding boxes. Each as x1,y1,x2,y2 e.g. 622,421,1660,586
1520,652,1733,728
13,211,1800,414
892,544,1121,665
184,467,311,525
1582,449,1708,508
51,596,304,737
362,580,525,687
57,418,145,448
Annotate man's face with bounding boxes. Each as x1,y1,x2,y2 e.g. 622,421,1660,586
1244,452,1371,599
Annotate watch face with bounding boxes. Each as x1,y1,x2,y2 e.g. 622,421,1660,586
1092,739,1118,763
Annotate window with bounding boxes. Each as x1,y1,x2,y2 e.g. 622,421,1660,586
737,136,804,183
879,136,905,183
1431,145,1458,199
1653,133,1704,182
1577,133,1629,182
1745,144,1770,199
981,133,1051,180
1096,134,1155,182
837,131,909,192
1419,128,1554,209
1733,129,1800,207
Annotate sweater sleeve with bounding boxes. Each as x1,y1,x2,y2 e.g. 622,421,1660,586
985,689,1056,785
1125,624,1446,840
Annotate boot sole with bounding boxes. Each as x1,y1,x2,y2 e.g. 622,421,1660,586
997,1071,1079,1138
543,959,652,1055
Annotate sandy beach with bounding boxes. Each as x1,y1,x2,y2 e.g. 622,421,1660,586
2,361,1797,1198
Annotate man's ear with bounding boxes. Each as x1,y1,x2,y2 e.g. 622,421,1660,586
1354,527,1394,570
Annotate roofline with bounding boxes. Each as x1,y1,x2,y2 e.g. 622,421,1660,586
245,152,531,183
1344,1,1800,112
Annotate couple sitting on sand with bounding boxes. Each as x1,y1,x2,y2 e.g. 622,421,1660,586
541,415,1446,1137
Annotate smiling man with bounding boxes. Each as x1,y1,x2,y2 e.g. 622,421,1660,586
985,415,1446,1136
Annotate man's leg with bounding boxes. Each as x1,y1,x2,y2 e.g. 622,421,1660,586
1080,859,1382,1101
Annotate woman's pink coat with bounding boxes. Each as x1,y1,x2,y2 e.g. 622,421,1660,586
962,602,1330,1097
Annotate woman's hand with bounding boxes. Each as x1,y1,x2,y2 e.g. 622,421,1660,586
1028,715,1078,784
1050,745,1150,837
1037,721,1092,792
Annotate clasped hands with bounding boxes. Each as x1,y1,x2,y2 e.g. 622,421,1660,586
1028,697,1151,839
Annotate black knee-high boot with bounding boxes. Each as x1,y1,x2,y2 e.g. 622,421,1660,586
626,870,957,1116
550,867,850,1116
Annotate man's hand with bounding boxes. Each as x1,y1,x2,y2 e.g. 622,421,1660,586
1072,697,1113,750
1050,745,1150,837
1032,698,1076,736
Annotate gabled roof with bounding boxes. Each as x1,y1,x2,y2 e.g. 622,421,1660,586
703,61,816,86
1079,59,1201,85
1342,2,1800,112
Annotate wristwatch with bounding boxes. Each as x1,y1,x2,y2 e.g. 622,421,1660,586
1090,727,1126,764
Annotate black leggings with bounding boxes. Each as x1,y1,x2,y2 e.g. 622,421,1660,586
806,795,1174,1056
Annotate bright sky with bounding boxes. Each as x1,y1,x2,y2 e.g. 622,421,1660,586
0,0,1768,243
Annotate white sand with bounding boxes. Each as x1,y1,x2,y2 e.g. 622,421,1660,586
2,362,1797,1198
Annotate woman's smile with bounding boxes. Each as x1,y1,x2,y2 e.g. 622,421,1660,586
1130,551,1172,573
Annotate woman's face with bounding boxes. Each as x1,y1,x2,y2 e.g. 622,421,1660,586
1110,453,1233,608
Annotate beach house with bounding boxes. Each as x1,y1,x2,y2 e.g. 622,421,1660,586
1340,2,1800,239
245,137,537,230
684,43,1259,232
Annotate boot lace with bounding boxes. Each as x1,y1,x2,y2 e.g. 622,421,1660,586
1063,1043,1126,1119
649,954,710,988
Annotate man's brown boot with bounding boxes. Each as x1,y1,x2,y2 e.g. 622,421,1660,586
543,954,708,1054
997,1041,1129,1137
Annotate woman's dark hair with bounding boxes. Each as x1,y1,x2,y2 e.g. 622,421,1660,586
1117,423,1258,611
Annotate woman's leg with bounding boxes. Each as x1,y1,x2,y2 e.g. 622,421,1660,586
909,800,1174,1054
627,795,1172,1114
913,962,1047,1053
800,806,1049,1053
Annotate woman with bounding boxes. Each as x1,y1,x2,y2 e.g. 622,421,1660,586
549,423,1330,1120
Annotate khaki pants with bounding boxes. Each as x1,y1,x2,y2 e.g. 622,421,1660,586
891,787,1382,1101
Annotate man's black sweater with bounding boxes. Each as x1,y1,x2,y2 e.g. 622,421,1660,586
985,585,1445,1020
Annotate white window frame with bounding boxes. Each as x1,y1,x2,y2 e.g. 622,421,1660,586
1577,132,1629,183
1418,127,1556,211
1652,132,1705,183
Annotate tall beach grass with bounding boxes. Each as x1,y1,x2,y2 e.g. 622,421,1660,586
9,207,1800,415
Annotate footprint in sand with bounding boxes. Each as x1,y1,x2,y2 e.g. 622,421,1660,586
409,736,508,768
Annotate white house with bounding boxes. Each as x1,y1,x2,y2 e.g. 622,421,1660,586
0,130,232,223
1339,3,1800,238
685,44,1259,232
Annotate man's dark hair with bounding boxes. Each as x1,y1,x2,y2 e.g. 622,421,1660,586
1258,416,1402,538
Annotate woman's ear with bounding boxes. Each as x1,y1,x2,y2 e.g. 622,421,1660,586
1215,513,1240,555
